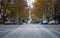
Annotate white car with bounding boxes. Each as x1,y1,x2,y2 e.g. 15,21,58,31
43,20,48,24
41,19,48,24
5,19,14,25
48,20,58,24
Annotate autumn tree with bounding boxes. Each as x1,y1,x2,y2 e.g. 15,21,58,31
1,0,10,24
32,0,55,21
1,0,28,24
14,0,28,20
32,0,45,21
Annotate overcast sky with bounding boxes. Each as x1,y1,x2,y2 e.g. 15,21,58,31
27,0,34,8
27,0,34,3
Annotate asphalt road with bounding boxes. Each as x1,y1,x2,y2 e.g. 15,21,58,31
0,24,60,38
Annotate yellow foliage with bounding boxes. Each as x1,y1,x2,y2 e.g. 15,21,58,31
32,0,55,20
6,9,11,14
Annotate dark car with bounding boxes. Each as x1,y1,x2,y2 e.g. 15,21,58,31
32,21,40,24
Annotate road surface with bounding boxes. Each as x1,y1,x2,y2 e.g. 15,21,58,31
0,24,60,38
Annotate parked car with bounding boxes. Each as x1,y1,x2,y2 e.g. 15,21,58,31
31,20,40,24
48,20,58,24
41,19,48,24
5,20,14,25
19,19,27,24
5,18,16,25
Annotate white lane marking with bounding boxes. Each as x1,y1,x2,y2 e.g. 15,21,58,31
4,24,59,38
52,29,60,34
31,24,41,38
38,24,58,38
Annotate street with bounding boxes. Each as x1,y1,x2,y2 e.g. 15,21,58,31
0,24,60,38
